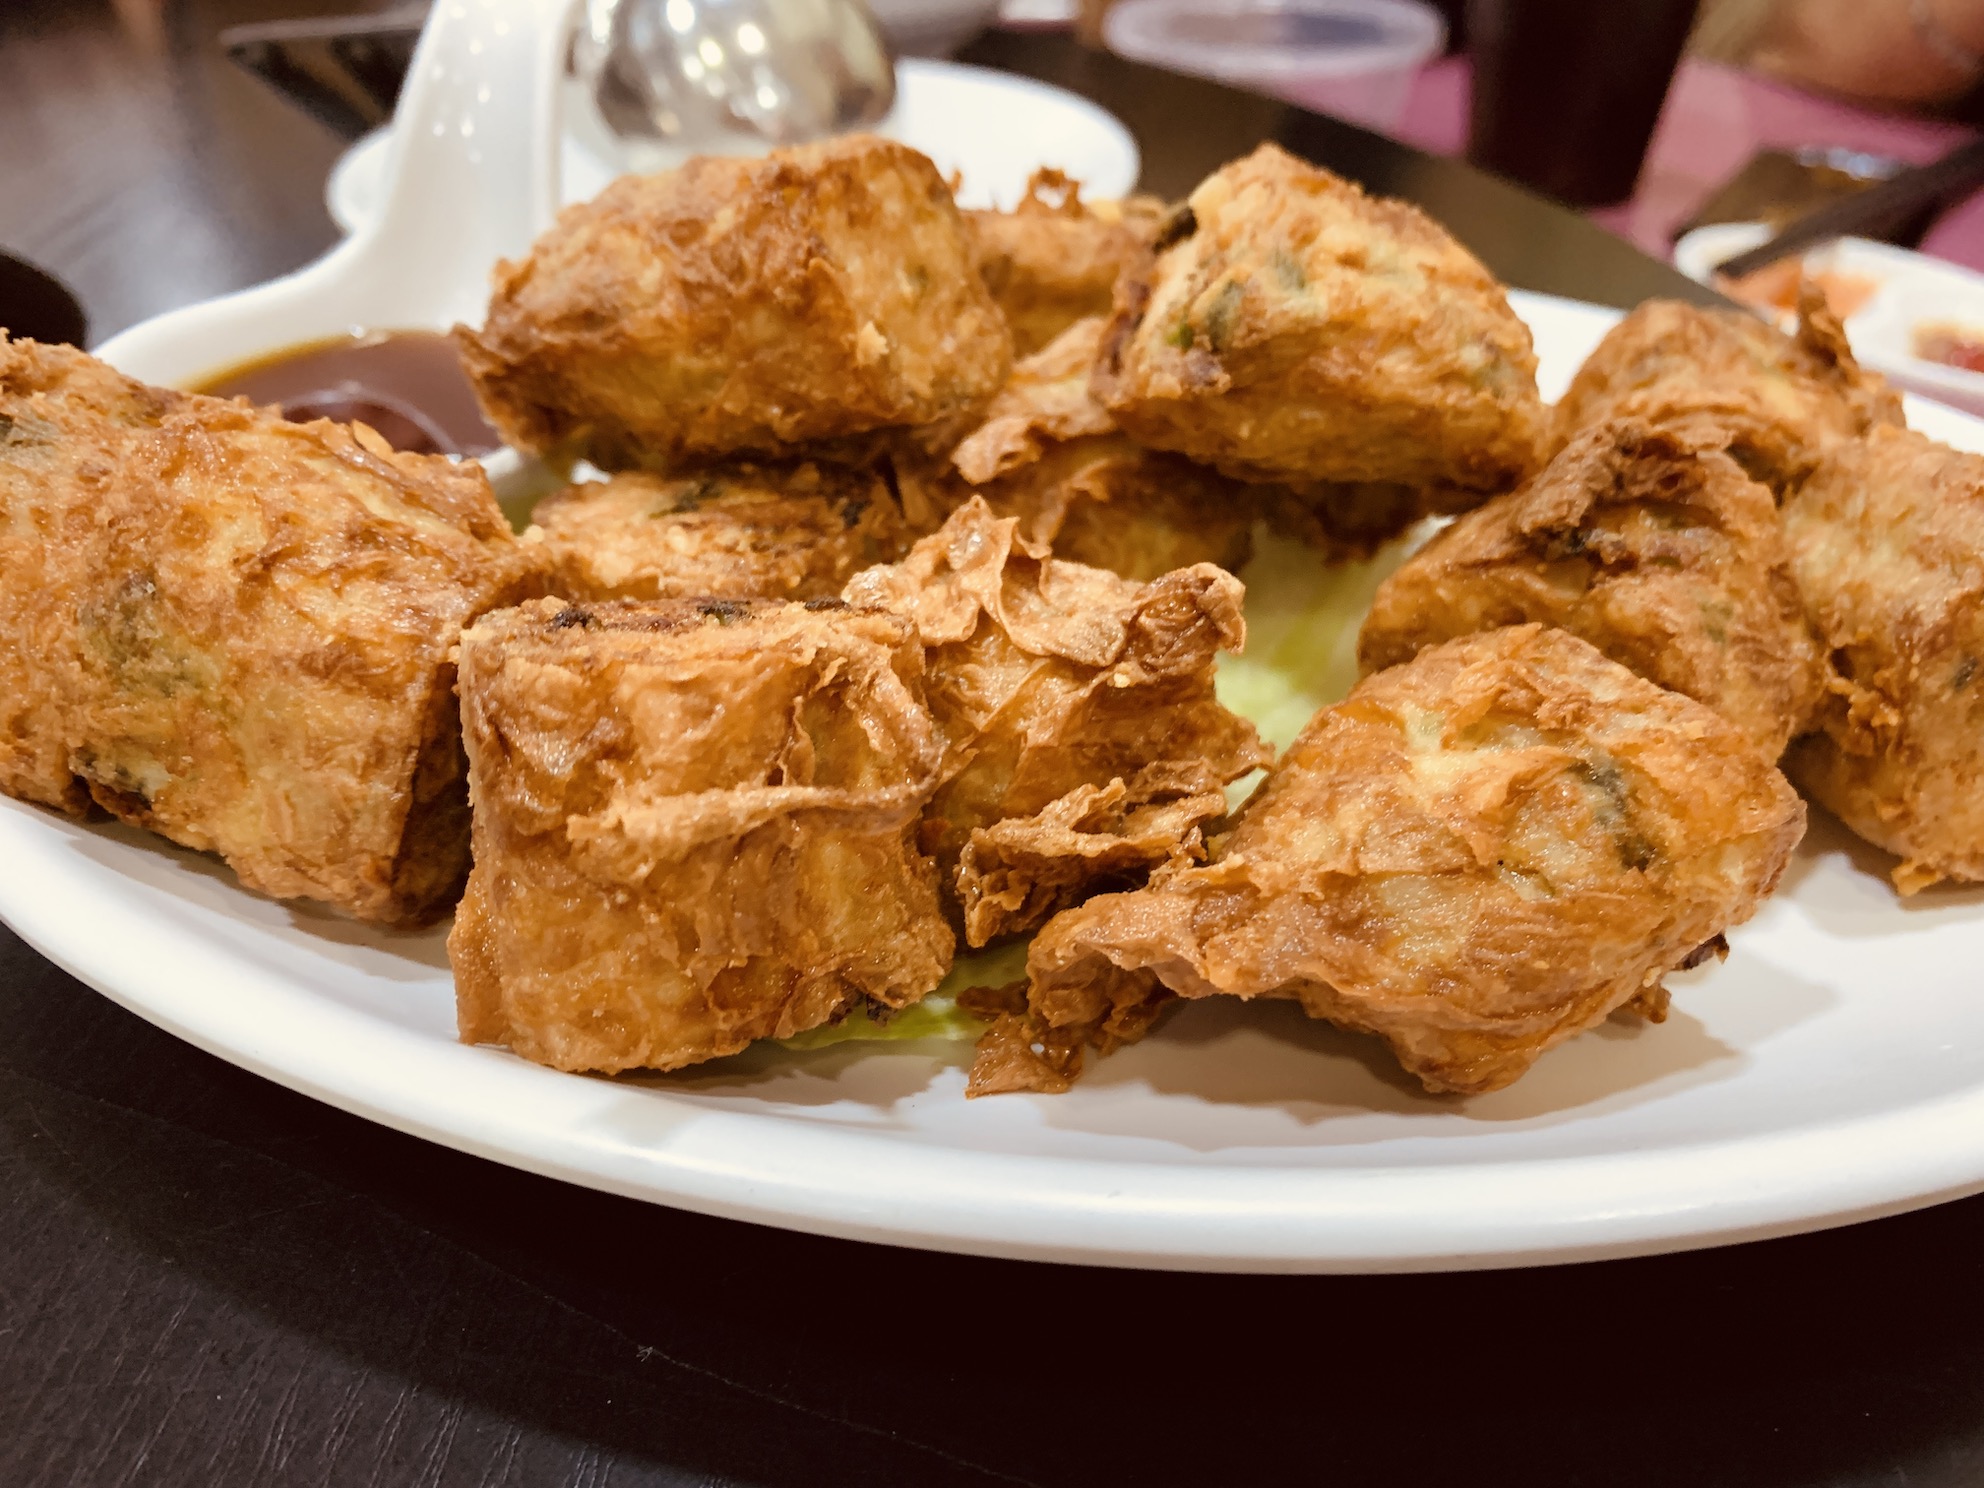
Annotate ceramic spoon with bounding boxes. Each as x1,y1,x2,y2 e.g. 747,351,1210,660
98,0,573,385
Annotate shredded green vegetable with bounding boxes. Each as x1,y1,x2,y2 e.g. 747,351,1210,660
1213,525,1424,752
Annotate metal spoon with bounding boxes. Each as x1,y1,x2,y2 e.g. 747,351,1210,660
572,0,896,150
225,1,896,155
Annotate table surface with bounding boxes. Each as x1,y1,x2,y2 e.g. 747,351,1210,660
4,5,1984,1485
1392,54,1984,269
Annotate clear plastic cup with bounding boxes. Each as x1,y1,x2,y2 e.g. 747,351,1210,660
1103,0,1445,135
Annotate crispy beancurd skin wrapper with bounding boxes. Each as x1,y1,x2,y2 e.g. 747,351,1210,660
842,497,1270,898
989,625,1804,1097
0,338,182,815
946,318,1256,580
1091,144,1547,493
957,760,1228,946
457,135,1012,469
450,596,955,1075
1358,419,1827,759
968,170,1168,357
1552,289,1903,496
1781,426,1984,891
526,462,911,603
0,336,540,927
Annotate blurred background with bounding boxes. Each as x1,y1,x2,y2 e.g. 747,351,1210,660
11,0,1984,370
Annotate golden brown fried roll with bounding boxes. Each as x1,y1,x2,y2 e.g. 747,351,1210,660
1781,425,1984,892
842,497,1269,933
1091,143,1547,495
976,625,1804,1097
0,337,538,926
1552,290,1903,496
968,170,1167,357
526,462,910,603
0,338,178,815
947,317,1255,580
451,596,954,1073
1358,419,1827,759
458,135,1012,470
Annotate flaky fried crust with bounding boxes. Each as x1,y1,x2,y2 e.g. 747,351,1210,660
0,337,182,814
947,318,1255,580
988,625,1803,1096
1781,425,1984,891
842,497,1269,907
451,596,954,1073
1359,419,1827,759
526,462,910,603
1552,290,1903,496
956,760,1227,946
968,170,1168,357
458,135,1011,469
0,337,538,926
1091,144,1547,493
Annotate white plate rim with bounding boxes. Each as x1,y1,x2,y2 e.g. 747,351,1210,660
22,288,1984,1274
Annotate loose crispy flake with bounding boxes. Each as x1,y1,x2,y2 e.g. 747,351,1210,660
983,626,1804,1096
842,497,1270,906
1092,144,1547,493
459,134,1012,469
451,596,954,1074
1781,425,1984,890
527,462,910,603
957,759,1228,946
1359,419,1827,758
946,318,1256,579
1552,289,1902,496
968,170,1168,356
0,337,538,925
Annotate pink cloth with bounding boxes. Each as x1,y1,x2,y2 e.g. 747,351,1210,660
1389,56,1984,272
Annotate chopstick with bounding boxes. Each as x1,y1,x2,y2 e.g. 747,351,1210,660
1713,136,1984,279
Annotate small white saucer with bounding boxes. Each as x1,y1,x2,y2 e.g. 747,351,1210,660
1676,221,1984,419
328,57,1141,233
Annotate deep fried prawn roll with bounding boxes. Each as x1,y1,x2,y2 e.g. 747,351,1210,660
947,318,1255,580
0,339,178,815
527,462,910,603
968,170,1167,356
451,596,954,1073
976,626,1803,1097
1552,290,1902,496
1359,420,1827,759
842,498,1268,929
1782,426,1984,891
0,337,537,926
459,135,1012,470
1092,143,1547,495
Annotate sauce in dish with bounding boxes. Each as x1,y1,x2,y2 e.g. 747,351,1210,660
1914,322,1984,375
192,330,502,457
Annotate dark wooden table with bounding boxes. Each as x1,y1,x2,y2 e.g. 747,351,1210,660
4,4,1984,1484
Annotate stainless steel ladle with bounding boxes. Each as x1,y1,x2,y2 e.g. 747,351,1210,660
571,0,896,150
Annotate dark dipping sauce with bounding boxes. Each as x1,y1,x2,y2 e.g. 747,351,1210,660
191,330,502,458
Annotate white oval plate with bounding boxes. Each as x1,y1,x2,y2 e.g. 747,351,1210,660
13,289,1984,1272
328,57,1141,233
